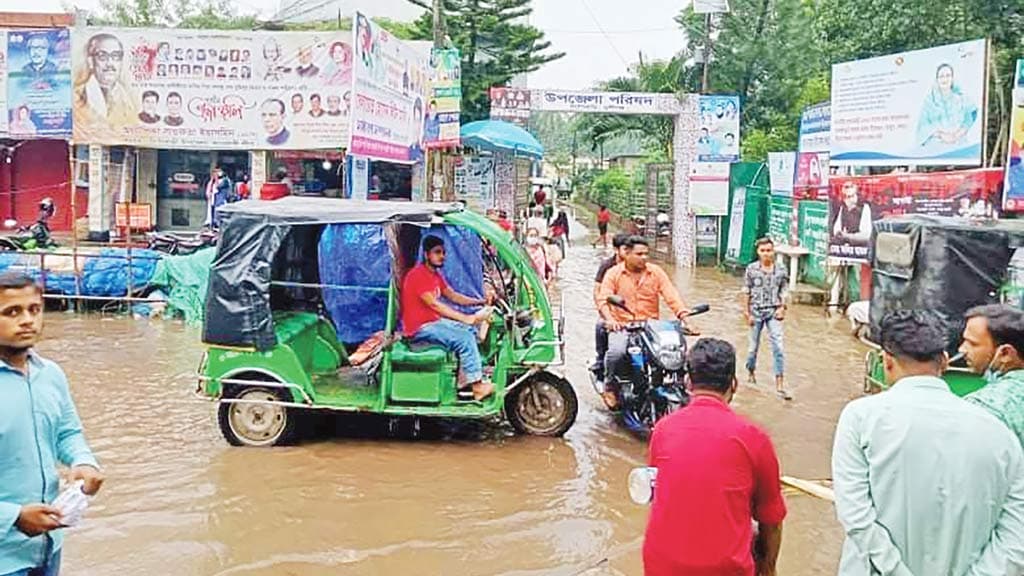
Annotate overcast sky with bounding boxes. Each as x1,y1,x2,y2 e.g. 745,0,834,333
2,0,687,89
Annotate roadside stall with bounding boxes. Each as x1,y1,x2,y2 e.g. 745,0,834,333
459,120,543,225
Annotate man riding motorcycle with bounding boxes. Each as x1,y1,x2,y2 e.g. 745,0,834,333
597,236,692,409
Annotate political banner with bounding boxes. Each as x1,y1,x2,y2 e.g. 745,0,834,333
828,168,1002,263
767,152,796,196
71,27,353,150
697,95,740,162
532,89,681,115
795,102,830,200
6,28,72,138
831,39,988,167
1003,59,1024,211
489,86,531,127
350,13,430,162
425,48,460,149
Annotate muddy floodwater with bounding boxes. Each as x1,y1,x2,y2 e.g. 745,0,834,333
43,242,862,575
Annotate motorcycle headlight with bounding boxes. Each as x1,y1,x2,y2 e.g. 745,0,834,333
659,349,684,371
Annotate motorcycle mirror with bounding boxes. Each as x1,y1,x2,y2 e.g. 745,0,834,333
628,467,657,505
3,219,16,229
606,295,628,310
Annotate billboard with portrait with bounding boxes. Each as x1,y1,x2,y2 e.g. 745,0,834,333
1003,59,1024,211
349,12,431,163
831,39,988,167
425,48,460,149
794,101,830,200
828,168,1002,263
71,27,353,149
697,95,740,163
5,28,72,138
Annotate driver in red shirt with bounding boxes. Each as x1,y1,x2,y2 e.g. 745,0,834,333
644,338,786,576
401,235,495,401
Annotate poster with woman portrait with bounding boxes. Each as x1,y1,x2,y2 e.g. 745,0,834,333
831,39,987,167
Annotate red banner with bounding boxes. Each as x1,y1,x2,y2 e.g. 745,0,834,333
828,168,1002,263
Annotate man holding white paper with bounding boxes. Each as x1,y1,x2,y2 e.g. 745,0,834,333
0,272,103,576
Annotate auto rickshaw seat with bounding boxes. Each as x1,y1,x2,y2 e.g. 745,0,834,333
390,339,452,366
273,311,321,345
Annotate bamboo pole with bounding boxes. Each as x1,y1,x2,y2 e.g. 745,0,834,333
781,476,835,503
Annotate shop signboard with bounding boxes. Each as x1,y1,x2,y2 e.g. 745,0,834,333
425,48,460,148
5,28,72,139
831,39,988,167
115,202,153,230
350,12,430,163
697,95,740,163
71,27,354,150
532,89,681,115
828,168,1002,263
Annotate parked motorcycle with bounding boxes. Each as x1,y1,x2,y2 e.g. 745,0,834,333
146,228,218,256
0,197,58,251
590,295,710,436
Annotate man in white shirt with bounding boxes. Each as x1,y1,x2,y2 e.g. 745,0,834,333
832,309,1024,576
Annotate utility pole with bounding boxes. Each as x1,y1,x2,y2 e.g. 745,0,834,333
432,0,445,48
701,13,712,93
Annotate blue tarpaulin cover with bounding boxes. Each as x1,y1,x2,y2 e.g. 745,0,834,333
318,224,483,345
0,248,161,296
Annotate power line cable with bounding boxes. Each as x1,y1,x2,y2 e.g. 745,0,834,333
576,0,631,70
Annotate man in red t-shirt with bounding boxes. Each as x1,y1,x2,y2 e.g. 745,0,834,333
644,338,786,576
400,235,495,401
594,204,611,248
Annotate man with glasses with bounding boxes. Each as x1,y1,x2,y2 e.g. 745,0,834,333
74,33,134,128
22,34,57,79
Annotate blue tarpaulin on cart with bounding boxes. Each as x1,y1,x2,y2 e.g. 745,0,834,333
318,224,484,345
0,248,161,296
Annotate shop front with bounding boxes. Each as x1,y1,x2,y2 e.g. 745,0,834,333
267,150,345,197
156,149,249,230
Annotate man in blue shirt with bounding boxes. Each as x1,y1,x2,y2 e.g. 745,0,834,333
0,272,103,576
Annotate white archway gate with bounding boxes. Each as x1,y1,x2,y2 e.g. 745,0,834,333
525,89,702,266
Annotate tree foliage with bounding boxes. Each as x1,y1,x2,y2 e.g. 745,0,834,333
405,0,564,122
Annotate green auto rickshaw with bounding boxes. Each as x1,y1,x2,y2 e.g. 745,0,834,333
196,197,577,446
862,215,1024,396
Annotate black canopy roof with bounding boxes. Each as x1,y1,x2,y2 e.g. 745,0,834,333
217,196,464,226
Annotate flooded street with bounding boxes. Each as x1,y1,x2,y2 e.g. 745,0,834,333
45,239,859,575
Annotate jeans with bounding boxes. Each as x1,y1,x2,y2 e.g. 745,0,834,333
413,319,483,383
2,550,61,576
593,322,609,379
746,309,785,377
604,330,632,391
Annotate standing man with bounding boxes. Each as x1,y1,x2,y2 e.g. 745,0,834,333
832,310,1024,576
644,338,786,576
598,237,690,409
589,233,630,391
0,272,103,576
742,238,791,400
593,204,611,248
204,167,231,228
401,235,495,401
959,304,1024,445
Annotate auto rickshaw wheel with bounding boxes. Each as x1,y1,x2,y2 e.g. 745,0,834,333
505,372,578,437
218,383,299,447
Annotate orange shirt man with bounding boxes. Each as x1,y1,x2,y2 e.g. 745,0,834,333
597,237,689,408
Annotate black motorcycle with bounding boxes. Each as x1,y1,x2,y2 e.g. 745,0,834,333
146,228,218,256
590,296,710,435
0,197,57,251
